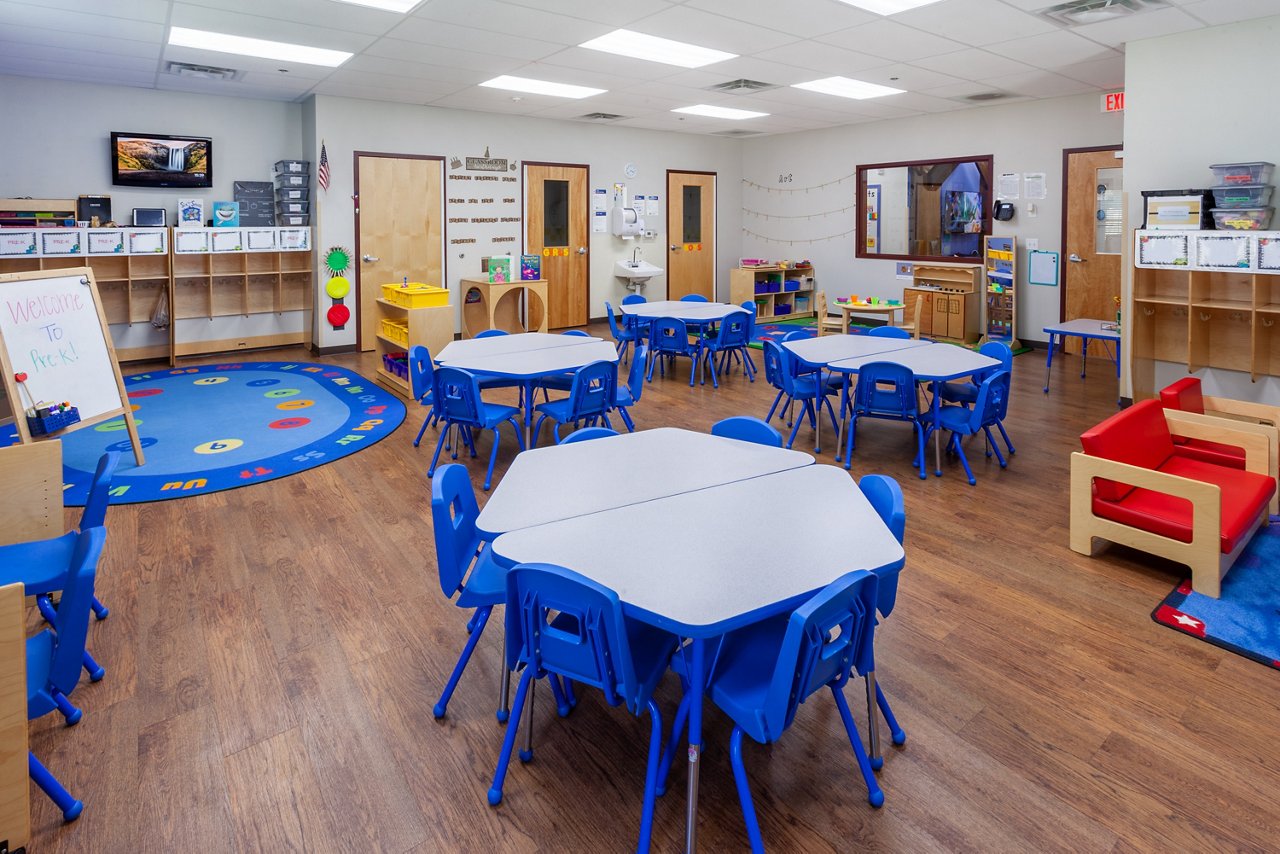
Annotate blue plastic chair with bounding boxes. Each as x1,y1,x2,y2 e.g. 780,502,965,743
702,311,755,387
680,294,709,302
846,362,927,479
711,416,782,447
663,571,885,852
766,341,839,450
475,329,507,338
606,302,641,364
930,370,1012,485
621,294,650,339
562,329,591,337
560,426,620,444
539,330,598,396
488,563,678,854
868,325,911,339
428,366,526,490
646,317,701,387
613,344,648,432
533,360,617,445
26,525,105,821
430,465,512,721
409,345,440,447
939,342,1015,456
761,338,794,426
621,294,647,304
856,475,908,759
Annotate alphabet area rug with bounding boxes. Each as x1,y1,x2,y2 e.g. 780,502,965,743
3,361,404,506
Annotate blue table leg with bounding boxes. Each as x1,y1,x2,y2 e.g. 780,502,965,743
1115,338,1122,406
1043,333,1055,393
1081,337,1089,379
685,639,705,853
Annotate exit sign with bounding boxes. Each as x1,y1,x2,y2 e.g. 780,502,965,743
1102,91,1125,112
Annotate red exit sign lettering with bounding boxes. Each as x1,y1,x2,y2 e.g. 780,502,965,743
1102,91,1125,112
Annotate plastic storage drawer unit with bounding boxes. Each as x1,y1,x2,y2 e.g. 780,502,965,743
1210,162,1275,186
1211,185,1273,209
274,160,310,174
1210,207,1273,230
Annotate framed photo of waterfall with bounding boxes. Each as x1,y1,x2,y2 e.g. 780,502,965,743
110,131,212,189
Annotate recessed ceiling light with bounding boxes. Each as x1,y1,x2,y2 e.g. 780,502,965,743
792,76,905,99
331,0,422,11
672,104,769,120
168,26,352,67
833,0,944,14
479,75,605,99
579,29,736,68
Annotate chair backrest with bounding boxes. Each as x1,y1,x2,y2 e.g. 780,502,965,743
475,329,508,339
1160,376,1205,414
433,366,484,428
854,362,919,419
758,570,879,742
908,296,924,339
626,344,648,404
1080,398,1175,503
430,464,483,599
713,310,751,348
44,526,105,696
0,440,62,545
976,367,1012,424
561,329,591,337
762,340,787,392
680,294,709,303
80,451,120,530
561,427,620,444
408,344,434,404
975,341,1013,385
815,290,827,317
869,325,910,339
739,301,757,340
711,416,783,447
858,475,904,618
565,360,617,422
650,317,692,355
605,302,626,341
621,294,646,305
781,330,809,343
505,563,643,712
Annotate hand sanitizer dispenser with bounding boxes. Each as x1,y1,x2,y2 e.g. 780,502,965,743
610,202,645,239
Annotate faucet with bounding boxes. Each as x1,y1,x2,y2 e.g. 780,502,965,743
633,247,641,265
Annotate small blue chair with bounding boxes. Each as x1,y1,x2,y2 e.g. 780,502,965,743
663,571,885,852
621,294,650,339
868,325,911,339
939,341,1015,456
766,341,839,450
761,339,794,426
539,330,597,396
647,317,701,387
561,329,591,337
428,367,525,491
856,475,908,760
409,345,440,447
621,294,647,304
606,302,641,364
26,525,106,822
846,362,927,479
702,310,755,387
475,329,507,339
679,293,709,302
533,360,617,445
488,563,678,854
711,416,782,447
560,426,620,444
930,370,1012,485
613,344,648,432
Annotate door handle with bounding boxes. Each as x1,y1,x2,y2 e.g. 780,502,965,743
1068,253,1085,263
576,247,587,255
670,244,680,251
362,254,380,263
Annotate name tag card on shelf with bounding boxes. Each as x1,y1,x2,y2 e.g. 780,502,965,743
211,229,243,252
1196,234,1253,270
1136,232,1190,267
246,229,277,251
1258,236,1280,272
0,230,37,256
87,229,125,254
127,229,167,255
279,228,309,250
40,230,84,256
174,229,210,253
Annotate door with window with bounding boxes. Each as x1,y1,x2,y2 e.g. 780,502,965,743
1062,146,1123,354
667,171,716,301
355,153,444,350
524,163,588,329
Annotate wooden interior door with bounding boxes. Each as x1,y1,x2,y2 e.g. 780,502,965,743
667,171,716,300
524,163,588,329
1062,146,1123,355
355,153,444,350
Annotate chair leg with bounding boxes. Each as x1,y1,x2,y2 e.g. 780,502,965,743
91,595,109,620
952,432,976,485
489,668,533,806
876,682,907,746
484,427,503,491
434,606,492,719
983,426,1007,468
427,422,450,476
83,650,105,682
519,677,537,763
29,752,83,822
37,594,57,625
843,414,857,471
497,620,512,724
996,419,1016,455
765,389,785,423
656,690,691,796
414,415,431,447
637,699,663,854
549,674,572,717
786,405,806,449
831,685,885,807
619,406,636,432
51,688,82,726
729,727,766,854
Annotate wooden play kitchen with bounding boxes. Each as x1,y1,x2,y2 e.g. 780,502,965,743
901,262,981,343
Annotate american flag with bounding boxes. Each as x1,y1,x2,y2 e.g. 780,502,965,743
317,141,330,192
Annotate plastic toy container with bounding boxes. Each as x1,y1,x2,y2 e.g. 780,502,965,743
1210,207,1273,230
27,406,80,436
381,283,448,308
1210,162,1275,186
783,279,801,292
754,282,768,294
275,201,310,215
774,304,792,315
1211,185,1273,209
766,281,781,293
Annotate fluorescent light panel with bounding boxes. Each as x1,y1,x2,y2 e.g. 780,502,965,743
331,0,422,11
479,75,605,99
168,26,352,67
579,29,736,68
673,104,769,120
834,0,944,13
792,76,904,99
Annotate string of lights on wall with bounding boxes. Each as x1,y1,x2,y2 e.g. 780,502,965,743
742,227,856,245
741,173,855,193
742,205,856,220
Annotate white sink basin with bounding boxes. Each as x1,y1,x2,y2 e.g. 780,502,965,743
615,260,664,281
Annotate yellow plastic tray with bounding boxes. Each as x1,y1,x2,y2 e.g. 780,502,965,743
381,282,449,308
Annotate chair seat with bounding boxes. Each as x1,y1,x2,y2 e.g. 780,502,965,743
1172,437,1246,469
1091,456,1275,553
479,401,522,428
615,387,636,407
533,397,574,421
938,381,978,405
456,544,506,608
932,402,973,432
0,532,77,596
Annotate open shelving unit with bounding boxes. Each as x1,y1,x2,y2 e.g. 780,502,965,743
982,236,1019,347
373,296,453,396
729,265,816,321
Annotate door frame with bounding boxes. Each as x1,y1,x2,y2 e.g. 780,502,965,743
666,169,718,300
1058,144,1122,321
521,160,591,328
353,150,447,351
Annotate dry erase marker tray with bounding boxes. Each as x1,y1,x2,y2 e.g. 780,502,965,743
27,405,80,436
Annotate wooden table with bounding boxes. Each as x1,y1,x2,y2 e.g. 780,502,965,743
1042,318,1121,405
831,300,905,333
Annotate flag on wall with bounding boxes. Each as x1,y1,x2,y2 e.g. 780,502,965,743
318,141,330,192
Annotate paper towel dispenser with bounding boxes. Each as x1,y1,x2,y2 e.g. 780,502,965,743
610,203,645,238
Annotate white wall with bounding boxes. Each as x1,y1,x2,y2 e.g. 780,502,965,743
741,93,1123,342
1124,15,1280,403
308,95,742,349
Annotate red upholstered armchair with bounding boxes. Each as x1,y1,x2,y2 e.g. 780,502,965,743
1070,399,1276,597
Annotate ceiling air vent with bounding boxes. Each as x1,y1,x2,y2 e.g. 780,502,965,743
164,61,242,81
964,92,1010,102
712,129,764,137
1038,0,1169,26
707,79,777,95
578,112,627,121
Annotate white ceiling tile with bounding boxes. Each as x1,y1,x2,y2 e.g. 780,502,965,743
411,0,613,44
154,74,307,101
921,79,1013,99
683,0,878,39
343,54,491,84
625,4,804,55
531,46,689,81
0,56,156,87
382,18,564,61
498,0,675,26
0,2,164,41
1179,0,1280,26
979,69,1097,98
984,30,1120,67
849,62,958,91
818,18,968,61
878,90,970,113
753,41,888,76
317,67,460,98
427,88,558,114
671,56,824,87
363,38,528,73
169,5,378,53
1067,6,1205,48
1054,55,1125,89
0,21,161,59
910,48,1035,80
310,80,444,105
890,0,1059,47
0,0,169,23
0,39,158,72
163,44,333,80
175,0,405,35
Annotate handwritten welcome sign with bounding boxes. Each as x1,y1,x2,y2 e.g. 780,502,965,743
0,271,123,422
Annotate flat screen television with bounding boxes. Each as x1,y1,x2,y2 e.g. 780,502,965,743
944,190,983,234
111,131,212,189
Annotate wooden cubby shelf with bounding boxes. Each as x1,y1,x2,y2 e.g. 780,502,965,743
729,265,816,321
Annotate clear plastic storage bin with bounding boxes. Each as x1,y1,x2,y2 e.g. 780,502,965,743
1210,162,1275,186
1211,185,1273,209
1210,207,1273,230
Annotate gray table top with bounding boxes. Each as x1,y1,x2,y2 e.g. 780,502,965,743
619,301,748,321
1042,318,1121,340
436,332,603,363
783,334,928,367
438,340,617,378
827,342,1000,381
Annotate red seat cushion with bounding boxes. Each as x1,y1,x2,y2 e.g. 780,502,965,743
1172,438,1246,469
1090,456,1275,553
1080,400,1176,502
1159,377,1206,414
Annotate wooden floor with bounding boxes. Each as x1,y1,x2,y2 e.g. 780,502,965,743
25,328,1280,852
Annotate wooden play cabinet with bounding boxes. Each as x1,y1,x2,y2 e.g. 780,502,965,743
461,276,548,337
902,262,981,343
729,264,816,321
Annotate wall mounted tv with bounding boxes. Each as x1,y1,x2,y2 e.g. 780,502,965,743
111,131,212,189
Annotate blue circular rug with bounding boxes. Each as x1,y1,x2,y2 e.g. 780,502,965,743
4,361,405,505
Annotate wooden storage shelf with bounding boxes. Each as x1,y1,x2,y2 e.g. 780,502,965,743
1191,298,1252,310
1134,295,1187,306
729,265,816,321
374,296,453,397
